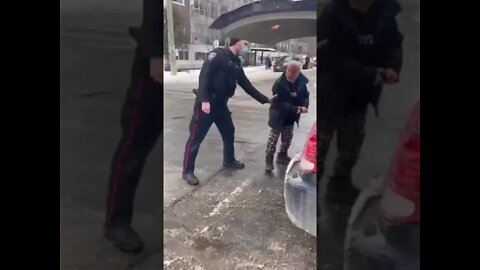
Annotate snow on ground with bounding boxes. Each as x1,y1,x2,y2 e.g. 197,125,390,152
164,66,314,84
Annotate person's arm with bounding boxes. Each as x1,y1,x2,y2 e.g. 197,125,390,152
302,87,310,109
143,0,162,58
237,67,270,104
271,82,299,113
198,52,220,102
385,19,404,76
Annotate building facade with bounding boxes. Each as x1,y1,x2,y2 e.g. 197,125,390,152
169,0,313,69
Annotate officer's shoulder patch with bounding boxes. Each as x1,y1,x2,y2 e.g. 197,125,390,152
208,52,217,61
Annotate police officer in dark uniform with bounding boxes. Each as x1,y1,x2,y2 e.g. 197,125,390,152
104,0,162,253
182,38,271,185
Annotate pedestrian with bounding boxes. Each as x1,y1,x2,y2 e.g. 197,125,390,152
182,37,271,185
265,61,310,172
317,0,403,202
265,56,272,70
104,0,162,253
303,56,310,69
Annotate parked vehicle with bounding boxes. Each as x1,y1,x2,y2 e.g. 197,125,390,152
344,101,420,270
273,55,302,72
284,122,317,236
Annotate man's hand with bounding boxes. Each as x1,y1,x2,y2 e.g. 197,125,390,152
268,95,276,105
385,69,399,84
201,102,211,114
150,57,163,84
373,68,385,86
300,106,308,113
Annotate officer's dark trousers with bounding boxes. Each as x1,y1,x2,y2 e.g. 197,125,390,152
182,101,235,175
105,47,162,228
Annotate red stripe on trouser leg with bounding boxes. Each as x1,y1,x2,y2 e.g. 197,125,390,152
183,111,201,174
106,79,145,227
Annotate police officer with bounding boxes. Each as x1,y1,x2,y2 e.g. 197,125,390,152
104,0,162,253
182,38,271,185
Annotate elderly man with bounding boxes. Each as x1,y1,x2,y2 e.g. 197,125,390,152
317,0,403,202
265,61,310,172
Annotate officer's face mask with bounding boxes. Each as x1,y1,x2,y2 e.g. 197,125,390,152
241,47,249,56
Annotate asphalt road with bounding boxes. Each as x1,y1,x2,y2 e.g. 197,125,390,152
162,70,318,269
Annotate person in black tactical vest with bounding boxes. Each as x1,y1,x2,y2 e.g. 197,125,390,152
182,38,272,185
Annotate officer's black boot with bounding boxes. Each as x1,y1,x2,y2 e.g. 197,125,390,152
276,152,291,165
104,226,144,253
182,173,199,185
326,175,360,204
223,159,245,169
265,154,274,172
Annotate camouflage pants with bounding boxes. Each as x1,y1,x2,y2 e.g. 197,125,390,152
266,125,294,156
318,112,367,182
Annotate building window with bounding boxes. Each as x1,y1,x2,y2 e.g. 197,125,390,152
195,52,207,61
172,0,185,5
192,0,206,16
178,49,189,60
210,3,218,18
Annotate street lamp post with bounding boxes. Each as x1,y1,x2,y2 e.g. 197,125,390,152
166,0,178,75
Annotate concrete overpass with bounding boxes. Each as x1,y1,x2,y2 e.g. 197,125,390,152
210,0,323,45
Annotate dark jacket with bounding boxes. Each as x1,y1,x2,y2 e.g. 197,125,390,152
135,0,162,59
317,0,403,123
197,48,269,105
268,72,310,129
128,0,162,60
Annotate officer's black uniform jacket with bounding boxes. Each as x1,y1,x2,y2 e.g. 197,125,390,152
197,48,270,105
128,0,163,59
140,0,163,58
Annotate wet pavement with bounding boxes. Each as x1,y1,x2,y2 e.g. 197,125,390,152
162,71,318,269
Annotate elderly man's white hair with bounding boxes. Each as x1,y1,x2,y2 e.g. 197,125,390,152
286,61,302,72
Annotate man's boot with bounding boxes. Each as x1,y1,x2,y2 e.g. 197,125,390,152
104,226,144,253
326,175,360,204
265,154,274,172
224,159,245,169
276,152,291,165
182,173,199,185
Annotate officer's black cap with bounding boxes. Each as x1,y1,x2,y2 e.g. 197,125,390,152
229,37,242,46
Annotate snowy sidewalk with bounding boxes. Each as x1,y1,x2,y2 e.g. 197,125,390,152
164,66,316,84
